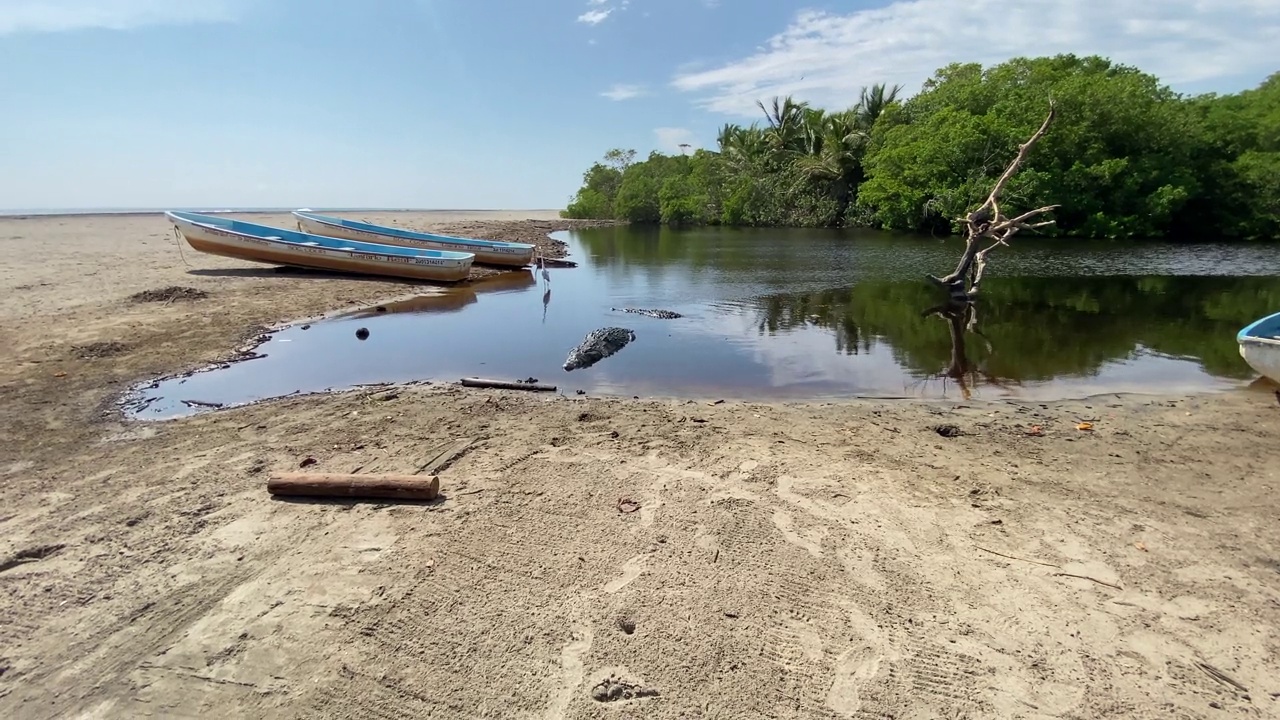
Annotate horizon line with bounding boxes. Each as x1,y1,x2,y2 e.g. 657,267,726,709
0,206,563,218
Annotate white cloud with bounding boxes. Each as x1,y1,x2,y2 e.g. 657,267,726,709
577,8,612,25
579,0,627,25
0,0,240,34
671,0,1280,116
601,83,645,101
654,127,698,153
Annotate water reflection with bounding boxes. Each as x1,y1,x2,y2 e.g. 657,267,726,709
576,224,1280,283
337,270,538,318
125,226,1280,418
745,275,1280,384
922,301,993,400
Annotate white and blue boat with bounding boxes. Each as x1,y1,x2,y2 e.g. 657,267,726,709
1238,310,1280,385
293,210,536,267
166,211,474,282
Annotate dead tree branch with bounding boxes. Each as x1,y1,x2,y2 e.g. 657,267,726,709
927,103,1058,301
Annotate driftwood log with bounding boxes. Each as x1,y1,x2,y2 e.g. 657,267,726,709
460,377,557,392
267,473,440,500
928,103,1058,301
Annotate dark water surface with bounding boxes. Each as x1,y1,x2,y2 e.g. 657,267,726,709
127,226,1280,418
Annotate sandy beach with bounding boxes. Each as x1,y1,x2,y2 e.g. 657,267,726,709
1,211,1278,719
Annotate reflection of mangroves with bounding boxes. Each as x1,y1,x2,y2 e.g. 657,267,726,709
574,225,860,273
340,270,537,318
749,276,1280,381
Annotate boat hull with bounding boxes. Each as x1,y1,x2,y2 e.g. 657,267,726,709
171,216,473,282
1237,310,1280,384
1239,340,1280,384
295,214,536,267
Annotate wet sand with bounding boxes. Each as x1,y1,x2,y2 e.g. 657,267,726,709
1,211,1278,718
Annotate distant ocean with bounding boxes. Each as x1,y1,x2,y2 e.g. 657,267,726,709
0,207,504,217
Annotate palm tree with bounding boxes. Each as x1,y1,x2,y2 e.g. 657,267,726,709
856,83,903,131
755,96,810,157
705,82,902,226
793,84,903,185
717,124,770,169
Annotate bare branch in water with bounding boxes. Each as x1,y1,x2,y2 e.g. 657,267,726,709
928,103,1058,301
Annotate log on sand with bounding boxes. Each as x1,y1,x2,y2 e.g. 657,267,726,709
268,473,440,501
460,377,557,392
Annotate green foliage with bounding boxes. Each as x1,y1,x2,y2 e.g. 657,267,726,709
1183,73,1280,239
857,55,1209,238
564,59,1279,240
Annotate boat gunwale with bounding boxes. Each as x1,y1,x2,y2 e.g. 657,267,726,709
167,211,475,265
293,210,536,252
1239,336,1280,347
1236,309,1280,345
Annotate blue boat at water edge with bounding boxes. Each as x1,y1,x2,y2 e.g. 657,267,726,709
1237,310,1280,385
165,211,475,282
292,210,537,267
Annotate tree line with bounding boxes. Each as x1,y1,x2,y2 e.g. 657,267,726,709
562,55,1279,240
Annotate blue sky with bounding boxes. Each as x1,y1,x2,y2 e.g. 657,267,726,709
2,0,1277,211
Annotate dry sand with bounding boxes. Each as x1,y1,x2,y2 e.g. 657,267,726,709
1,212,1278,719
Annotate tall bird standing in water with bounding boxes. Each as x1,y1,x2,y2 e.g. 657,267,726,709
537,255,550,285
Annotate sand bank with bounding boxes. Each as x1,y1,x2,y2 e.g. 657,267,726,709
1,211,1277,718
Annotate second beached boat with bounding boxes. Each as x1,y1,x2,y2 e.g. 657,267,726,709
167,211,475,282
293,210,537,267
1238,310,1280,385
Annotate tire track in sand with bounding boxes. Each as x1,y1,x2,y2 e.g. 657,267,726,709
690,456,989,718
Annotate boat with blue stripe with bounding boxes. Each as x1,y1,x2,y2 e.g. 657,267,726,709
293,210,536,267
166,211,475,282
1238,310,1280,385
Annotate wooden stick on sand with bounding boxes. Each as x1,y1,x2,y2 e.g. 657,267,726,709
460,377,557,392
268,473,440,501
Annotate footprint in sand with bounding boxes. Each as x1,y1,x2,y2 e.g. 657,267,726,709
825,607,886,717
545,624,593,720
693,524,719,552
825,644,884,716
602,555,646,593
725,458,760,483
771,509,826,558
639,476,665,529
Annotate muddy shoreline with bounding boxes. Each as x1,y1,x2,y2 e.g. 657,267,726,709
2,211,1278,718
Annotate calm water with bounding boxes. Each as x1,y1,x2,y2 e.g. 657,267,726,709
126,226,1280,418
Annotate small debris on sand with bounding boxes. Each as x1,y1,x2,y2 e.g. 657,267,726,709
129,286,208,303
72,341,128,359
590,675,658,703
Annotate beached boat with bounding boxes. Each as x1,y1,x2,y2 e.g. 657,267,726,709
166,211,474,282
1238,310,1280,384
293,210,536,267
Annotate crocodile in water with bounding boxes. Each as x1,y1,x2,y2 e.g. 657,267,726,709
612,308,683,319
564,327,636,371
